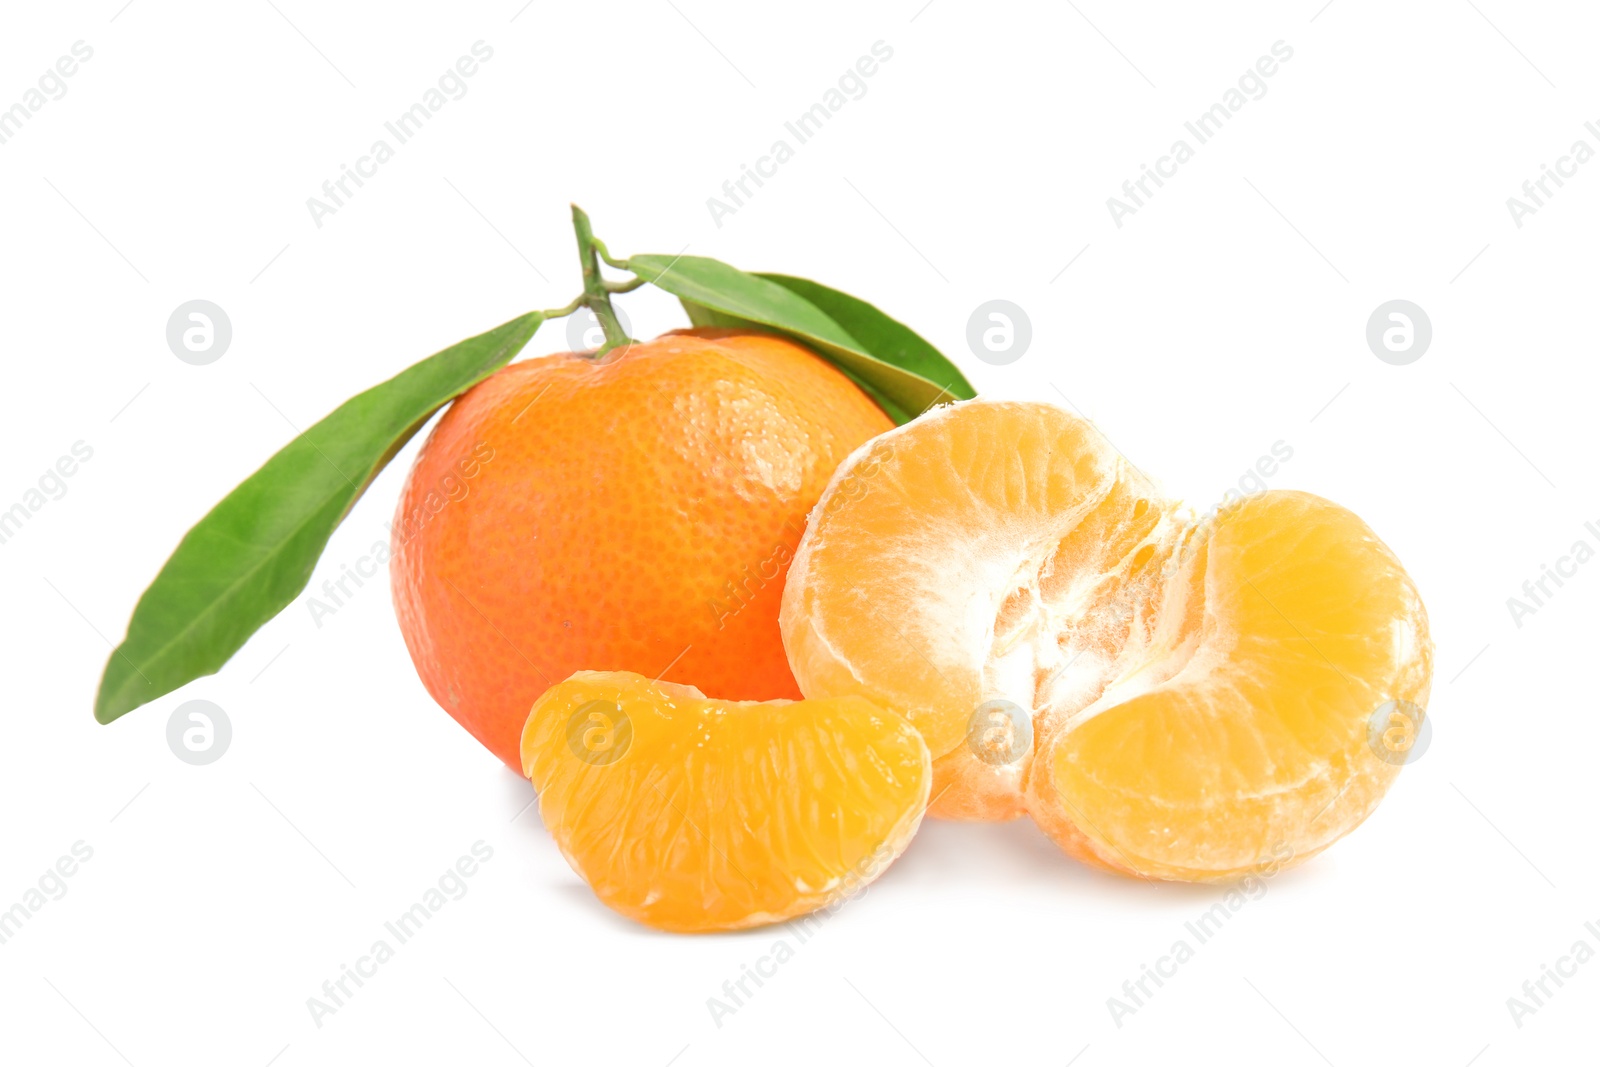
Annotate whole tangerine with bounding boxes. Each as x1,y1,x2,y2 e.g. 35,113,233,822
390,327,893,768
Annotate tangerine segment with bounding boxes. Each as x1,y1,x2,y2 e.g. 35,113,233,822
521,671,930,932
1027,490,1432,881
780,401,1184,818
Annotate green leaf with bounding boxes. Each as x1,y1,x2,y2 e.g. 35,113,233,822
625,254,972,423
678,300,913,423
755,273,974,403
94,311,543,724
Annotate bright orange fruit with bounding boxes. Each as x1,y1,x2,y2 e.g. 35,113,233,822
521,671,930,931
780,399,1432,881
390,329,893,769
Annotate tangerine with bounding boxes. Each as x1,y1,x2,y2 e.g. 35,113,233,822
391,328,893,768
780,399,1432,880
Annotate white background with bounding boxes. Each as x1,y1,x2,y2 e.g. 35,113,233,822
1,1,1595,1064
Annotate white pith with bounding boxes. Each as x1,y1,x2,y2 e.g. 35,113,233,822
784,399,1219,754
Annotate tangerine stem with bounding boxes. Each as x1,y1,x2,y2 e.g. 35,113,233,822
570,204,635,357
537,294,586,320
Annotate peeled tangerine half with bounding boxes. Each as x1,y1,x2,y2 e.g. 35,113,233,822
521,671,930,931
780,399,1432,882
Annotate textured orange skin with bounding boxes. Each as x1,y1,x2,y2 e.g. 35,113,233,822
390,328,893,769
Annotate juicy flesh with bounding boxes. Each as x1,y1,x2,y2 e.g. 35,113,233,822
520,671,930,931
779,400,1432,879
